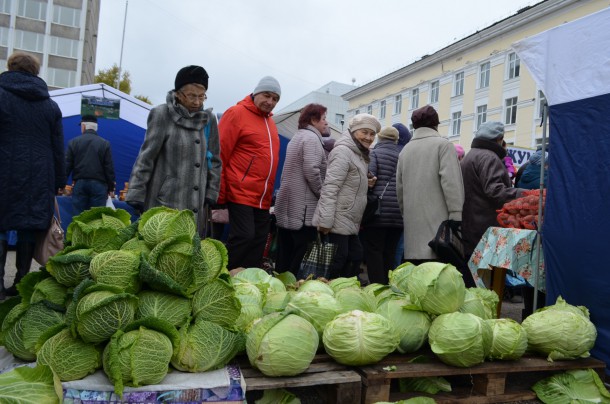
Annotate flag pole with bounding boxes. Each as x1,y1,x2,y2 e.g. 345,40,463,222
533,102,548,312
115,1,128,90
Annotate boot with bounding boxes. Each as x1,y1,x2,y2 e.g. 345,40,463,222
0,240,7,300
5,241,34,297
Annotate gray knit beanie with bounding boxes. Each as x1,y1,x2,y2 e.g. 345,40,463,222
253,76,281,97
475,121,505,140
377,126,399,142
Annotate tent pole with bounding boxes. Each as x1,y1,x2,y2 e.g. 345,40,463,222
116,1,129,90
533,102,548,312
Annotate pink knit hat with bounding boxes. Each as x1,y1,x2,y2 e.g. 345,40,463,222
454,144,465,159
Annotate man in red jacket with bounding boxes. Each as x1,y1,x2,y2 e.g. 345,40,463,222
218,76,281,269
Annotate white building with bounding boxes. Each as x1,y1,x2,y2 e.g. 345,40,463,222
0,0,100,88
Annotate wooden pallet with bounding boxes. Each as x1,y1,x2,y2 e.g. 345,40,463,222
237,354,361,404
358,351,607,404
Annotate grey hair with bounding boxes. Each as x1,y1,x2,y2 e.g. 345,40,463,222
82,122,98,131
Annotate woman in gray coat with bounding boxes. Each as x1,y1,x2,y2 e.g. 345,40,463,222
313,114,381,279
274,104,329,275
126,66,221,237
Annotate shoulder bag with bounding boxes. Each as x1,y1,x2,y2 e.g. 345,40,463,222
34,198,64,265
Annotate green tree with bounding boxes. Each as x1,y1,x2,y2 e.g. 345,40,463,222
134,95,152,105
95,64,132,94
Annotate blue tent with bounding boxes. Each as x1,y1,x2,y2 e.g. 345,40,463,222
513,7,610,376
50,83,152,191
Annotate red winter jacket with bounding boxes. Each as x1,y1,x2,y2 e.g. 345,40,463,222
218,95,280,210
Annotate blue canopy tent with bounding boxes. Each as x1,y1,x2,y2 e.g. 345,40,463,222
513,7,610,376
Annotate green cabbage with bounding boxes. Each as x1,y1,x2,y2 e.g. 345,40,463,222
274,271,297,288
406,262,466,315
428,312,492,367
147,235,195,291
66,208,133,252
521,296,597,361
46,247,95,287
297,279,334,296
532,369,610,403
328,276,360,293
135,290,191,327
138,207,197,248
399,375,452,394
486,318,528,361
30,277,67,307
286,291,340,337
255,388,301,404
335,287,376,313
388,261,416,293
234,282,264,331
190,238,228,289
171,318,244,373
376,295,431,354
0,364,60,403
37,328,101,381
323,310,399,366
262,291,293,315
192,277,241,329
120,237,151,257
89,250,141,293
246,312,319,376
459,287,499,319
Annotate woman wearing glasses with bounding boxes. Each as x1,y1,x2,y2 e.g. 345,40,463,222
312,113,381,279
126,65,221,237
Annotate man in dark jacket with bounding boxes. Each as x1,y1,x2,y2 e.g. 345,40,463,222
461,121,525,260
0,51,65,298
66,115,115,215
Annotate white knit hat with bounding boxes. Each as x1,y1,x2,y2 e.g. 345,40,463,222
377,126,399,142
349,113,381,133
253,76,281,97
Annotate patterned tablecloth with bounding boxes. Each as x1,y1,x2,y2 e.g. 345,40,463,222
468,227,545,292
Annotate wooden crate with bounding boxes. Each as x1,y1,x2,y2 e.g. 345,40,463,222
358,351,607,404
238,354,361,404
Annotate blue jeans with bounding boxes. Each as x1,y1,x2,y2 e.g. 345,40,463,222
72,179,108,216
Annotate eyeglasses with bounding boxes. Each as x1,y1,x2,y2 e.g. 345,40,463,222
180,91,207,102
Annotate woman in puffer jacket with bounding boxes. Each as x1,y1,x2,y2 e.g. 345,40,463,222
361,126,403,285
313,114,381,279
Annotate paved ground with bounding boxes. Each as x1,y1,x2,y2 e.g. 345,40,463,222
2,250,40,290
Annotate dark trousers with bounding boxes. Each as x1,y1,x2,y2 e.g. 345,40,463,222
361,227,403,285
226,202,270,270
72,179,107,216
275,226,318,276
327,233,363,279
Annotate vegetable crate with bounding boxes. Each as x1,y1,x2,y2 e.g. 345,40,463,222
357,352,606,403
237,354,361,404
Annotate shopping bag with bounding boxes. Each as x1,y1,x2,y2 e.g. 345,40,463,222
428,220,466,266
106,196,116,210
34,198,64,265
297,233,337,280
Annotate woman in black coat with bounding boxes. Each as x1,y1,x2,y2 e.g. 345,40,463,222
0,52,65,298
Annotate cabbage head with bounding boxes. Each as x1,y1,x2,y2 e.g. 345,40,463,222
297,279,334,296
521,296,597,361
406,262,465,315
66,208,133,252
103,319,178,396
46,247,94,287
232,268,272,292
135,290,191,328
190,238,228,290
171,318,245,373
262,291,293,315
286,291,340,337
75,287,138,344
1,302,65,361
89,250,141,293
192,277,241,329
486,318,528,361
459,287,499,319
37,328,101,381
533,369,610,404
323,310,399,366
0,364,60,403
120,237,151,257
428,312,492,367
376,295,431,354
30,277,67,307
246,312,319,376
388,261,416,293
328,276,360,293
147,235,194,291
254,388,301,404
335,287,376,313
138,207,197,248
234,282,265,331
274,271,297,289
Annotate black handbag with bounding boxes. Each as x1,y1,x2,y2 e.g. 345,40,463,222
428,220,466,266
361,176,392,225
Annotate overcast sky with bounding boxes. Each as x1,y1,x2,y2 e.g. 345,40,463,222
96,0,539,113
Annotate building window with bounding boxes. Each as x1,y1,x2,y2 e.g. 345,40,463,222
18,0,47,20
394,94,402,114
411,88,419,110
367,105,372,115
451,111,462,136
53,5,81,27
537,90,547,118
335,113,344,126
50,36,79,58
0,26,9,46
430,80,439,103
0,0,11,14
379,100,386,119
454,72,464,96
508,52,520,79
13,29,45,53
355,109,360,115
479,62,490,88
476,105,487,129
47,67,76,88
505,97,518,125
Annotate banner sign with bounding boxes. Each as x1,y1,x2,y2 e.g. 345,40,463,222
507,146,535,167
81,95,121,119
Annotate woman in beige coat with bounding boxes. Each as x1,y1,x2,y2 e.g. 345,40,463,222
313,114,381,279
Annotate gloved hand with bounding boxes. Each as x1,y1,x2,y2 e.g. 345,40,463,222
126,201,144,215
